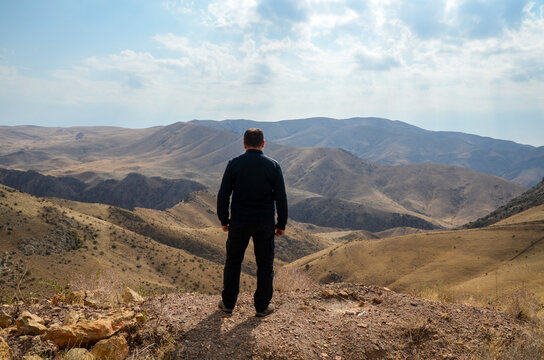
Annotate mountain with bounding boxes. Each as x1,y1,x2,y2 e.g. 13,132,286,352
465,177,544,228
0,122,527,231
0,168,205,210
192,117,544,186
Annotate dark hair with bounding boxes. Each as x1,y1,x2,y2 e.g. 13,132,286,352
244,128,264,148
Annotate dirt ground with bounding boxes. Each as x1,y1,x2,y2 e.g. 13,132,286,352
132,283,531,360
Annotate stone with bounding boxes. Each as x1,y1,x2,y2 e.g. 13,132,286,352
0,336,13,360
120,287,144,305
63,348,95,360
64,311,80,325
91,335,129,360
65,291,86,306
337,290,349,298
321,289,335,297
44,310,135,348
16,311,47,336
22,355,43,360
0,311,11,329
372,297,383,305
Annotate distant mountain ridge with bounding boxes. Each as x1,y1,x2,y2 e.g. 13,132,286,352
465,177,544,228
192,117,544,186
0,168,205,210
0,122,527,231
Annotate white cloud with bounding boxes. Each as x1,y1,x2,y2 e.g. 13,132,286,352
206,0,259,28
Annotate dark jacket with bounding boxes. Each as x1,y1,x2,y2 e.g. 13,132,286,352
217,149,288,230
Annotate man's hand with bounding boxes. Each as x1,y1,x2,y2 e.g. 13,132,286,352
222,225,229,232
275,228,285,237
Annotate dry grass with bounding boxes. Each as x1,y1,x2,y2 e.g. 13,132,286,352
70,268,124,305
274,266,317,293
401,315,433,344
479,288,544,360
413,281,459,304
501,288,542,323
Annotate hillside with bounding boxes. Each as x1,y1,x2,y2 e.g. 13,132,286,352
465,177,544,228
0,168,205,210
0,184,331,301
291,205,544,302
0,123,527,231
192,117,544,186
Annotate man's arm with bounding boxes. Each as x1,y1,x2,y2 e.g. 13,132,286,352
217,161,233,229
273,163,288,234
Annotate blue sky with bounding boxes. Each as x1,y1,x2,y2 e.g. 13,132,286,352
1,0,543,146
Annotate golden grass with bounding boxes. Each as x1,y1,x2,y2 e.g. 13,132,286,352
274,266,317,293
292,206,544,304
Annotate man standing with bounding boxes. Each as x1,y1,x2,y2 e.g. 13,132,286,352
217,128,288,317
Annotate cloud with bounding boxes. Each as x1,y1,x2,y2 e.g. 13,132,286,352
399,0,448,39
355,48,401,71
456,0,527,38
206,0,259,28
257,0,308,25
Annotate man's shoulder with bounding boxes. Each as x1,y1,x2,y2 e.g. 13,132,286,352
230,152,280,167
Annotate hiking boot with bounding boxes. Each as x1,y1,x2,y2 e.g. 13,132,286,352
218,300,233,314
255,304,275,317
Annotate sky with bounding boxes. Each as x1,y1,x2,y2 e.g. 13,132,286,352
1,0,543,146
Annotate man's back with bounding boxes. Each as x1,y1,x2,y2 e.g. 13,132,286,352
217,149,287,230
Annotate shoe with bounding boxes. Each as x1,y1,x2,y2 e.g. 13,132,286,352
218,300,233,314
255,304,275,317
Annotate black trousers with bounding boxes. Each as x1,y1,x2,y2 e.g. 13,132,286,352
222,224,275,312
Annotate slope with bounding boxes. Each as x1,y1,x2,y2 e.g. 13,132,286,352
193,117,544,186
0,184,253,300
290,205,544,301
465,177,544,228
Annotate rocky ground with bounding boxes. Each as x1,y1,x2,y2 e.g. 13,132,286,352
133,283,534,360
0,283,539,359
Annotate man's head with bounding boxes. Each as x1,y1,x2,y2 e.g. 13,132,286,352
244,128,265,150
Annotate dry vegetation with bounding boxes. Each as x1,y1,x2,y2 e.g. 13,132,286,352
292,205,544,304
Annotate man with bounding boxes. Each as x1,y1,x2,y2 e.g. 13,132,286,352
217,128,288,317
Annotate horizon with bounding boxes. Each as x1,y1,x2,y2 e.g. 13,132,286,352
1,116,542,148
1,1,544,146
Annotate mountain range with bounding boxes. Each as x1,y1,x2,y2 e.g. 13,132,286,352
192,117,544,186
0,121,527,231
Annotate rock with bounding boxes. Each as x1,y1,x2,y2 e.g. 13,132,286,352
44,310,135,348
0,336,13,360
358,300,365,307
321,289,335,297
91,335,129,360
63,348,95,360
357,323,368,328
64,311,80,325
298,305,312,311
16,311,47,336
65,291,86,306
372,297,383,305
120,287,144,305
0,311,11,329
337,290,349,298
22,355,43,360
